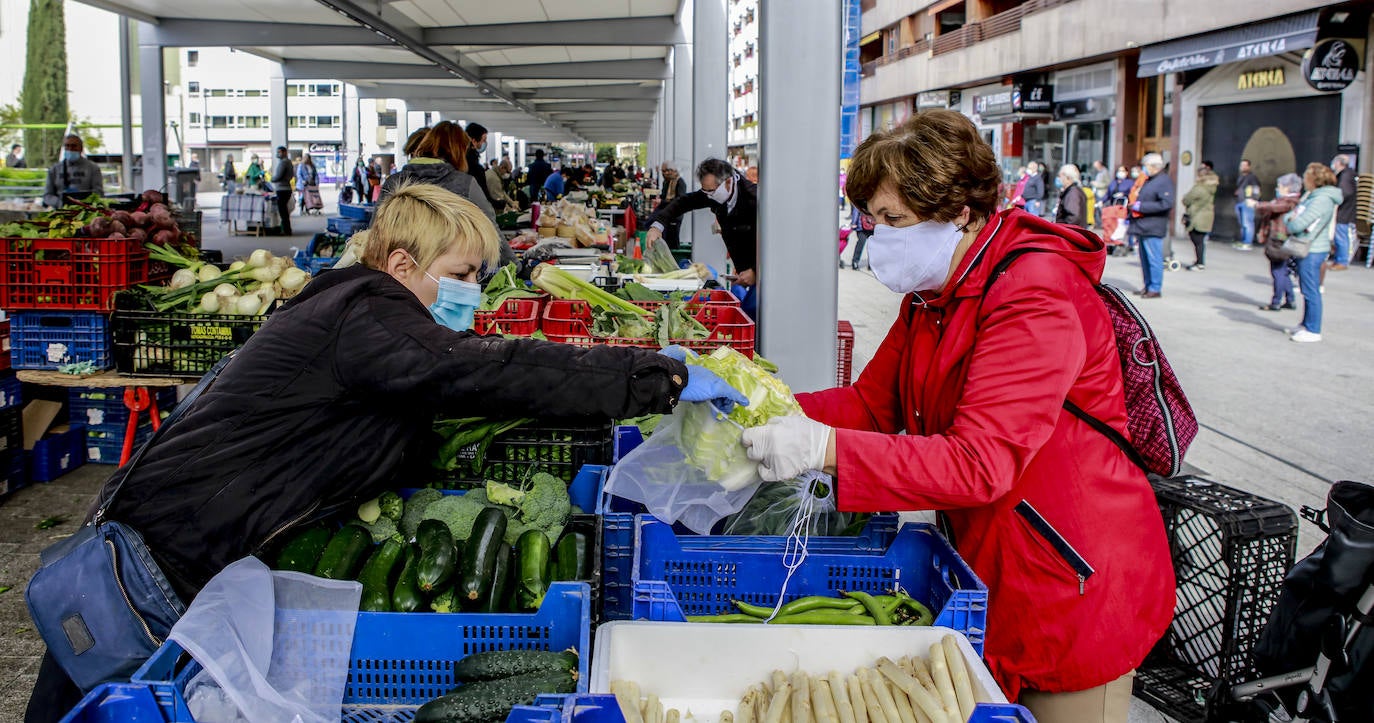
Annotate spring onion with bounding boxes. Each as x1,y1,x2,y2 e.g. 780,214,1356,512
530,263,653,318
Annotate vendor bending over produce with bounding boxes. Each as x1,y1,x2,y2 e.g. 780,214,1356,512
739,110,1174,723
25,182,745,722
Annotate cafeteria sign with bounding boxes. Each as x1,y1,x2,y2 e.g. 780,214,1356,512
1303,39,1359,92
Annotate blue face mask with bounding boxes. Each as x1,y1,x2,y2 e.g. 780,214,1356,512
61,150,80,162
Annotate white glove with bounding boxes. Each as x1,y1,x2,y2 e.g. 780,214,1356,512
741,415,832,482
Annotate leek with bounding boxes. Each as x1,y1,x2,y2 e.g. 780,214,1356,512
531,263,653,318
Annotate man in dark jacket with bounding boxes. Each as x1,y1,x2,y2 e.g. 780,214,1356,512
645,158,758,284
1128,153,1173,298
656,161,686,247
271,146,294,235
526,149,553,200
1053,164,1088,228
42,135,103,207
1330,154,1357,269
464,122,498,206
1234,158,1262,249
1021,161,1046,218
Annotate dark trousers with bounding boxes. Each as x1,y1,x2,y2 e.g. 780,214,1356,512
276,190,293,235
1188,230,1207,266
1270,258,1296,307
26,651,82,723
851,230,872,267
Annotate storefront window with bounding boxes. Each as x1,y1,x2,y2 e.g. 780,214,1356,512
1023,122,1065,172
1067,121,1108,170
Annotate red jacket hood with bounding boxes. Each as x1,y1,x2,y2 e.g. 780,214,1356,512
920,208,1105,305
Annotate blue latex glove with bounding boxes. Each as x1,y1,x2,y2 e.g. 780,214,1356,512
660,346,749,411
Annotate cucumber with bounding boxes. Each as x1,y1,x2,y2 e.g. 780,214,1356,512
314,525,372,580
458,508,507,605
392,545,426,613
412,669,577,723
551,531,590,581
275,526,332,573
479,542,513,613
454,649,579,682
416,519,457,592
515,530,551,611
358,537,405,612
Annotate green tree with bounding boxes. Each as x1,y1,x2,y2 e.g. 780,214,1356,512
0,102,22,150
635,144,647,169
595,144,617,164
21,0,69,167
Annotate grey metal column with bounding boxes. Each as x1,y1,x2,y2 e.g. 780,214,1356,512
138,29,168,193
758,0,841,391
691,0,728,272
118,18,135,192
670,40,693,244
270,72,288,151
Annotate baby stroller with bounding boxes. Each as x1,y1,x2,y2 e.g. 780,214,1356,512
301,184,324,215
1225,481,1374,722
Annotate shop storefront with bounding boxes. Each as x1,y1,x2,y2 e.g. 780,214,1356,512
1156,7,1370,240
969,82,1054,179
1051,61,1119,173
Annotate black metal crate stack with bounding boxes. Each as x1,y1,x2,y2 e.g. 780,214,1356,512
1135,475,1298,722
433,420,615,488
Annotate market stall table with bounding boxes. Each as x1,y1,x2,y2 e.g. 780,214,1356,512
219,193,282,236
16,370,185,466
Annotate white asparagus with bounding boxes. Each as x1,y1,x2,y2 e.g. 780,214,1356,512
722,712,735,723
763,681,793,723
897,657,917,678
756,683,771,723
860,668,904,723
927,644,961,723
812,678,841,723
667,711,681,723
856,670,891,723
646,694,663,723
738,685,758,723
846,675,869,723
884,677,922,723
610,682,645,723
909,657,938,697
792,671,814,723
828,671,857,723
875,657,950,723
772,670,792,723
942,636,978,719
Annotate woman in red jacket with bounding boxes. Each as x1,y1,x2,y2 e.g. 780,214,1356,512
741,110,1174,723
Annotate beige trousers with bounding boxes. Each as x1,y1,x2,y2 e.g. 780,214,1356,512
1019,671,1135,723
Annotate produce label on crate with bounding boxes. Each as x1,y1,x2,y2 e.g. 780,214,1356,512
190,325,235,343
45,343,70,364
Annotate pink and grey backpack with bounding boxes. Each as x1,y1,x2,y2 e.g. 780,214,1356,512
987,247,1198,477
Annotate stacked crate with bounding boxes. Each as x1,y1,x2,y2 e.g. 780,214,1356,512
68,387,176,464
0,373,23,499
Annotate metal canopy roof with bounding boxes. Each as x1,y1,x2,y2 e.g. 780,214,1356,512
81,0,682,142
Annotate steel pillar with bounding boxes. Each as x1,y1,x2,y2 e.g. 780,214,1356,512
691,0,729,272
137,31,168,193
270,72,288,152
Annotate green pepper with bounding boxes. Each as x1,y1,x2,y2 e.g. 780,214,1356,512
732,600,777,618
769,610,877,625
686,613,763,623
843,590,893,625
778,596,864,617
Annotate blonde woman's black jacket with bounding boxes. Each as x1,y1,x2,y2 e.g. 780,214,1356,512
101,265,686,599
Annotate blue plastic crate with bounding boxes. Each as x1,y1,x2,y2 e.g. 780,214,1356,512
11,312,112,371
69,387,176,432
339,202,375,221
969,705,1037,722
630,517,989,654
1,450,28,499
84,424,153,464
133,581,592,723
327,215,369,236
30,423,86,482
60,683,166,723
0,373,21,410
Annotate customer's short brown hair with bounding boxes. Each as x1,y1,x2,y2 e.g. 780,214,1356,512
1304,162,1337,189
845,109,1002,223
412,121,470,172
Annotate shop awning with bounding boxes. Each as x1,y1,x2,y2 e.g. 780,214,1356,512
1136,10,1320,77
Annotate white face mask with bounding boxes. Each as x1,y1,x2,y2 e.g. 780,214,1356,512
1116,171,1127,179
868,219,964,295
707,177,732,204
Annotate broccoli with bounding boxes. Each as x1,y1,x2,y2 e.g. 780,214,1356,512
378,491,404,522
358,497,382,524
355,516,399,544
430,588,457,613
421,494,491,542
484,473,570,544
400,488,444,539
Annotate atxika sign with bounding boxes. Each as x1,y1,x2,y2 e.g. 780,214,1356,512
1237,67,1285,90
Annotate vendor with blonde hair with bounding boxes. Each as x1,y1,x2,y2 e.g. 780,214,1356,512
26,182,746,721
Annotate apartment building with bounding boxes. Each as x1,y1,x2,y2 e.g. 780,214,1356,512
727,0,760,166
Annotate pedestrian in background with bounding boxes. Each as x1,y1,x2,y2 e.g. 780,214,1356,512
1257,173,1302,312
271,146,294,235
295,155,318,215
1009,165,1030,209
526,149,553,201
1106,166,1133,205
1054,164,1087,228
221,154,237,194
5,143,26,168
485,159,519,213
657,161,687,248
1021,161,1045,218
1234,158,1262,249
1330,154,1357,269
245,154,266,190
1181,165,1218,270
1283,163,1342,343
1091,160,1110,218
848,203,874,269
1128,153,1173,298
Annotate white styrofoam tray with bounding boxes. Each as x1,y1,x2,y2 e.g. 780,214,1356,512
630,278,705,292
591,622,1005,723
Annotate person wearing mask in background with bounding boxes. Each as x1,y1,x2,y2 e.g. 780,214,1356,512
296,155,319,215
350,158,370,205
1256,173,1303,312
1021,161,1045,218
1283,163,1343,343
1127,153,1173,298
1181,164,1218,271
1009,166,1031,210
1106,166,1133,206
244,154,266,190
745,166,759,184
220,154,237,194
43,135,103,208
601,161,624,189
1329,154,1357,270
1054,164,1087,228
1234,159,1262,250
847,203,874,269
6,143,26,168
644,158,760,317
269,146,295,235
485,159,520,213
526,149,553,201
657,161,687,248
463,122,497,207
738,110,1173,723
1090,160,1110,212
542,165,568,200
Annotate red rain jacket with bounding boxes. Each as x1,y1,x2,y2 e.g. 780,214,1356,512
798,208,1174,699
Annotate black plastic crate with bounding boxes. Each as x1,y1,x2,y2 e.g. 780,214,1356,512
111,296,267,378
0,408,21,459
563,513,603,627
1135,475,1298,723
434,420,615,487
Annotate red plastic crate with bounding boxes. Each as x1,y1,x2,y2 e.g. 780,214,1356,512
3,238,152,311
542,299,754,357
472,297,541,337
837,319,855,387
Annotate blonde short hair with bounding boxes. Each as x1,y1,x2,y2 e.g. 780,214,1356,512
357,182,501,271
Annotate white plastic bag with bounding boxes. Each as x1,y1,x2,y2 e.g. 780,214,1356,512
605,401,763,534
168,556,362,723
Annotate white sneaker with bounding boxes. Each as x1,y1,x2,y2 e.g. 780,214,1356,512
1290,329,1322,343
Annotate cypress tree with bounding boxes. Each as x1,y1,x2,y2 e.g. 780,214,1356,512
21,0,69,167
